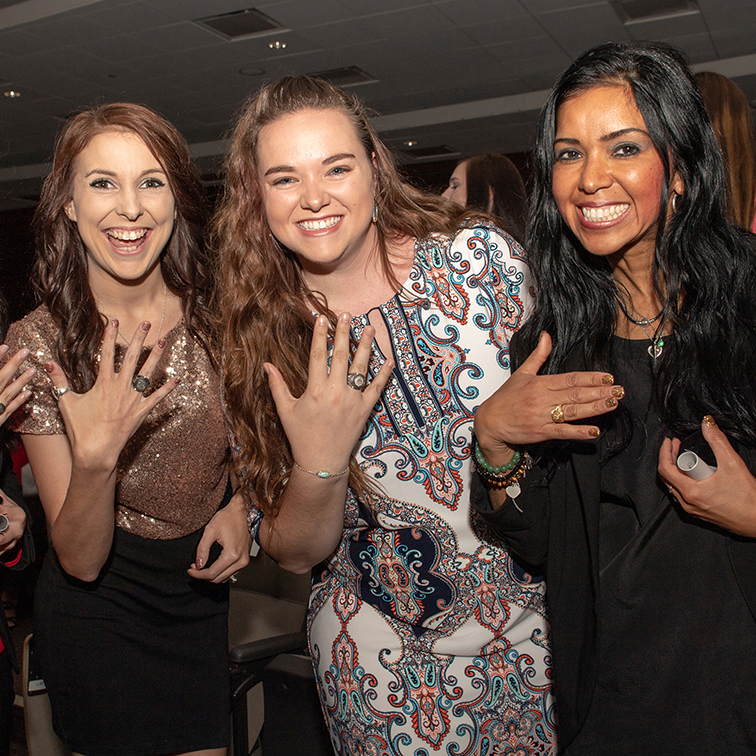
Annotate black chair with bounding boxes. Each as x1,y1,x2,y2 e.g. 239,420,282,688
229,631,334,756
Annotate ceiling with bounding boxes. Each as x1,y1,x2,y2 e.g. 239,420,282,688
2,0,756,210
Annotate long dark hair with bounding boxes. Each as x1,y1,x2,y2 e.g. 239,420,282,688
464,153,528,244
213,75,483,515
34,102,212,392
516,41,756,444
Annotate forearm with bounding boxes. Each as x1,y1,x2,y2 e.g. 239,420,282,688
259,468,348,574
49,461,119,582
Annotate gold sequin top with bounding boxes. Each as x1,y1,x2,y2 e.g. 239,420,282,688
6,305,229,540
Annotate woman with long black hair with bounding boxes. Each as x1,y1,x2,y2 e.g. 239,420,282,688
472,42,756,753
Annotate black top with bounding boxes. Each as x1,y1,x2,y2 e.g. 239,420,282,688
472,335,756,754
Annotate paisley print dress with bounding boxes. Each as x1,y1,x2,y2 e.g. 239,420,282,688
249,225,556,755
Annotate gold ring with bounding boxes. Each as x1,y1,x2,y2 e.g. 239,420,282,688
551,404,565,423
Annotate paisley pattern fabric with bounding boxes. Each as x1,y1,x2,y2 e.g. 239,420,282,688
250,225,555,755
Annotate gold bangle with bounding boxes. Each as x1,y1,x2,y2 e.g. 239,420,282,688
293,462,349,480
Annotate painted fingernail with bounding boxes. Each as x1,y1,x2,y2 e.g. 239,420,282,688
602,375,614,385
611,386,625,398
18,348,29,359
141,321,151,331
111,319,119,329
703,415,716,427
157,338,166,348
43,362,53,373
196,557,204,569
589,427,601,438
173,377,182,384
605,397,617,408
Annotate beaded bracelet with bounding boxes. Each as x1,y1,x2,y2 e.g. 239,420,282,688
473,438,521,475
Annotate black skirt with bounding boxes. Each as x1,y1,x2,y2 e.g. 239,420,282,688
34,524,229,756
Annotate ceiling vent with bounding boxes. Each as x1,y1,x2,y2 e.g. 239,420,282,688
195,8,287,41
611,0,699,23
307,67,378,88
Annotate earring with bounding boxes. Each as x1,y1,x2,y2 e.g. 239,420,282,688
371,202,378,224
672,192,681,213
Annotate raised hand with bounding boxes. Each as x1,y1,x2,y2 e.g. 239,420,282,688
474,331,624,466
659,416,756,537
0,345,36,426
265,312,394,476
44,318,180,470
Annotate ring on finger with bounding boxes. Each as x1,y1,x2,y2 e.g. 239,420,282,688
551,404,565,424
0,402,5,415
230,574,238,583
51,386,70,402
346,372,367,392
132,375,150,393
0,514,8,534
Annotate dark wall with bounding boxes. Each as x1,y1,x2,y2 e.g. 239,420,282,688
0,208,37,325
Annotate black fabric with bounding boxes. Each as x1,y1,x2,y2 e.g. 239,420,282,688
472,334,756,754
34,517,230,756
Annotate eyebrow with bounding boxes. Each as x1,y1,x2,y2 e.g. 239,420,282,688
554,127,649,145
264,152,357,177
83,167,165,178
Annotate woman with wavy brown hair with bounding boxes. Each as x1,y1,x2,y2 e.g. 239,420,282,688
215,76,555,755
6,102,249,756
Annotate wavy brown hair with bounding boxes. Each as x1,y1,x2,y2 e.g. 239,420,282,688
214,75,482,515
34,102,212,391
695,71,756,230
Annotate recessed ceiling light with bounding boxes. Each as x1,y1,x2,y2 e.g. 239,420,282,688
3,90,20,98
404,140,418,147
268,40,287,49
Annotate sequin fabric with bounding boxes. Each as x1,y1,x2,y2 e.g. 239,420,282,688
6,305,228,539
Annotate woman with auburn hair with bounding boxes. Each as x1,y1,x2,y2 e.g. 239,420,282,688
6,103,249,756
443,153,528,243
215,76,555,755
473,42,756,752
695,71,756,230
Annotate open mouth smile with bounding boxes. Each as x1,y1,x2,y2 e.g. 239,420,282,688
105,228,151,253
579,204,630,223
297,216,342,231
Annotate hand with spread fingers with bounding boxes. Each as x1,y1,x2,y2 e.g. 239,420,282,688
265,312,394,481
474,331,624,467
659,416,756,537
0,344,37,425
259,312,394,573
44,318,180,470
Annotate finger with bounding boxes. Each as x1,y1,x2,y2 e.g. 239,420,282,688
120,321,152,375
329,312,353,381
552,394,621,426
264,362,295,413
191,527,214,571
555,383,625,407
138,374,181,415
42,361,74,403
700,415,731,467
99,319,119,379
350,324,375,376
307,315,330,385
0,347,30,388
516,331,553,377
134,336,169,380
364,357,395,401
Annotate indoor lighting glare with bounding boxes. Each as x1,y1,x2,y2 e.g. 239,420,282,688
268,40,287,49
3,90,20,98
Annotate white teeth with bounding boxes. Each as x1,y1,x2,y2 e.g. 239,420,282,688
107,228,148,241
580,204,629,222
298,217,341,231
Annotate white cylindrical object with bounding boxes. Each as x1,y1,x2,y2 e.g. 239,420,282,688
676,451,716,480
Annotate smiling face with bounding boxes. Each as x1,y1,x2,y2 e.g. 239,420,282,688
257,108,378,278
65,129,175,289
551,84,682,266
442,161,467,206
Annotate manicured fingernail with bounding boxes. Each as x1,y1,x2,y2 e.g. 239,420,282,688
611,386,624,398
317,315,327,327
703,415,716,427
605,397,617,408
18,348,29,359
174,377,181,384
0,345,7,355
111,319,119,329
602,375,614,385
196,557,204,568
157,338,166,348
589,428,601,438
43,362,53,373
340,312,350,323
141,321,151,331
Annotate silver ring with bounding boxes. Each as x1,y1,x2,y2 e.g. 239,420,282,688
51,386,70,402
346,372,367,392
0,402,5,415
0,514,9,534
132,375,150,393
230,575,238,583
